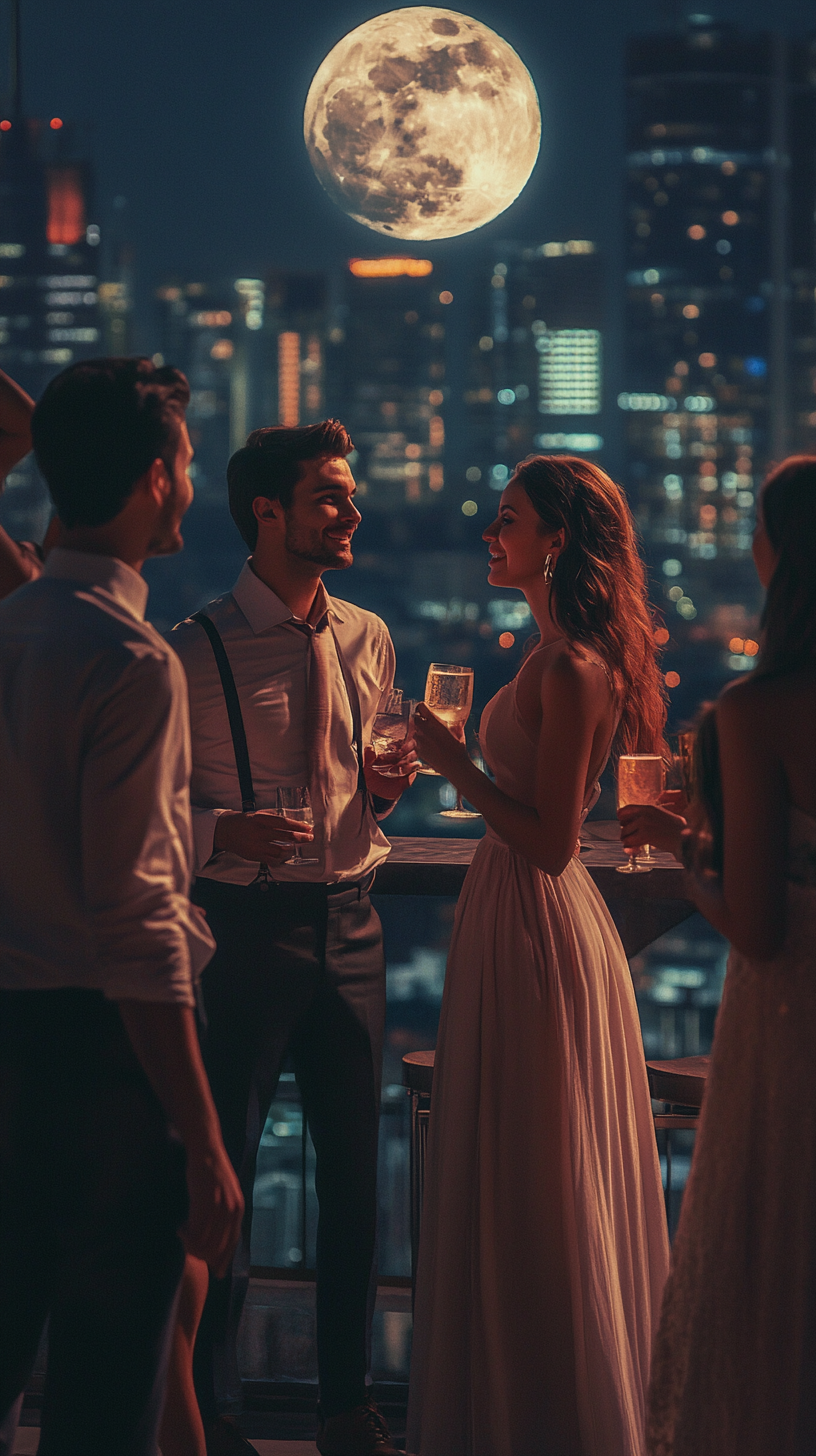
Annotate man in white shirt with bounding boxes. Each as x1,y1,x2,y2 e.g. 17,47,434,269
170,421,413,1456
0,358,243,1456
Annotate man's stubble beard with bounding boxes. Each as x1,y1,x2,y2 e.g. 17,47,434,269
146,490,186,557
284,519,353,570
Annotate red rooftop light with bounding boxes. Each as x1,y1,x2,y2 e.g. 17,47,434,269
0,121,11,132
50,118,63,130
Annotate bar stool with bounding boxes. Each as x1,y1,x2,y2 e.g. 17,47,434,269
402,1051,434,1300
646,1054,710,1231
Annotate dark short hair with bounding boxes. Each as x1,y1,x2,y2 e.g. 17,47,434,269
31,357,190,528
227,419,353,549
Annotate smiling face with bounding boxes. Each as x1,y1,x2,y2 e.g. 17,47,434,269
482,479,562,588
282,454,362,570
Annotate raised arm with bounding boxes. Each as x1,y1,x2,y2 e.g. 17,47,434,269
0,368,37,596
414,652,608,875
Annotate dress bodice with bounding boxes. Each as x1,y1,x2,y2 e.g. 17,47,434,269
479,668,614,832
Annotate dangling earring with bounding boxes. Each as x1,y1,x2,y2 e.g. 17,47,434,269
542,553,553,583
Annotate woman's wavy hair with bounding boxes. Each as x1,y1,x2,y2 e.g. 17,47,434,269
754,456,816,679
512,454,666,759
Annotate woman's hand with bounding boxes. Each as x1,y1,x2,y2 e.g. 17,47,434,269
413,703,471,782
618,803,687,860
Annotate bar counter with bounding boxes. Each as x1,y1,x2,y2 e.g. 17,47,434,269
375,823,695,958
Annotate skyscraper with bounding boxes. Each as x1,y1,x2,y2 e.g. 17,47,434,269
463,241,606,499
0,1,102,540
623,19,816,694
327,257,448,512
266,269,328,433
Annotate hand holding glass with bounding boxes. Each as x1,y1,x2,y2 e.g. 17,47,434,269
425,663,481,821
371,690,412,778
616,754,665,873
274,786,319,865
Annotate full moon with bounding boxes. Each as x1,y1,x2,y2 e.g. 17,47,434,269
303,7,541,241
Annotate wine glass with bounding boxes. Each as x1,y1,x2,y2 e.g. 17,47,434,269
425,663,482,822
274,786,319,865
676,730,696,800
371,689,411,778
616,754,665,873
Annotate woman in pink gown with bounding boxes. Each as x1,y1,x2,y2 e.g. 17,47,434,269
408,456,670,1456
621,457,816,1456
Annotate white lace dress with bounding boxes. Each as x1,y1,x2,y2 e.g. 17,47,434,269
647,807,816,1455
407,675,670,1456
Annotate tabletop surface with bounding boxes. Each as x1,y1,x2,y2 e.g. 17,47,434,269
383,822,684,873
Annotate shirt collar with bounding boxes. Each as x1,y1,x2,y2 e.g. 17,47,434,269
43,548,149,622
231,559,344,635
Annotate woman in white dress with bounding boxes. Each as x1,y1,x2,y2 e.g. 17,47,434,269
408,456,670,1456
621,456,816,1456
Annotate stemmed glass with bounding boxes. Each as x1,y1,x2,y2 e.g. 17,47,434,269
274,786,319,865
371,689,412,777
425,663,481,822
676,730,696,800
616,753,665,873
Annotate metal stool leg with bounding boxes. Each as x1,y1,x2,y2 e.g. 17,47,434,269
409,1089,430,1309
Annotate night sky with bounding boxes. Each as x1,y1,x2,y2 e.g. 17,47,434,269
9,0,815,294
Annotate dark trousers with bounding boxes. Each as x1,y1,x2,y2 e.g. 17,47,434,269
191,874,385,1423
0,989,188,1456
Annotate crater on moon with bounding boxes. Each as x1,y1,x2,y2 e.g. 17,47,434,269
303,7,541,240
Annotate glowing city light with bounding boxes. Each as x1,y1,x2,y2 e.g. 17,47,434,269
50,118,63,130
349,258,433,278
499,632,515,648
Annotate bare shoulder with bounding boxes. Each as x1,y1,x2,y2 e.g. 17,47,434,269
718,668,812,724
537,640,610,709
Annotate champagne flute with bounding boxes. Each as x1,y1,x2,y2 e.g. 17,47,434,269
616,754,665,873
425,663,482,822
274,786,319,866
676,730,695,800
371,689,411,778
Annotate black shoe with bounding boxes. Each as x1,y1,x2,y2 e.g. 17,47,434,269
204,1413,257,1455
316,1397,401,1455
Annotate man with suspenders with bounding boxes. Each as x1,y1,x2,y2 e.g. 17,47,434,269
169,420,413,1456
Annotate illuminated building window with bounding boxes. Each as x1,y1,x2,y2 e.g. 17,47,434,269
429,463,444,492
537,330,601,415
278,332,300,427
429,415,444,449
46,168,86,246
235,278,264,330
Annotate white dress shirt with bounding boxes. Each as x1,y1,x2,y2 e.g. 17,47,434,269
0,548,214,1005
169,561,396,885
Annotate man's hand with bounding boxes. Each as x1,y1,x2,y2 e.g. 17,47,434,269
117,1002,244,1279
213,809,313,863
618,802,687,860
182,1143,244,1279
363,739,417,801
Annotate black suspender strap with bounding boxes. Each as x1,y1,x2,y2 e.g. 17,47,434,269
191,612,256,813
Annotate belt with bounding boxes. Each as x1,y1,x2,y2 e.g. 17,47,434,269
194,869,376,903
